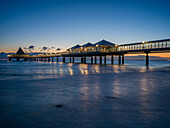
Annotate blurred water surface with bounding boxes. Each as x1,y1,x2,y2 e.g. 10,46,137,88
0,60,170,128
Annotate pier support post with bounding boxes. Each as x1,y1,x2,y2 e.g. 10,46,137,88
56,57,59,62
104,56,106,64
48,58,50,62
63,57,65,63
91,56,93,64
84,56,86,64
81,57,83,63
73,57,74,63
95,56,97,64
9,58,11,61
70,57,71,63
122,55,124,64
146,53,149,66
111,55,114,64
24,58,28,61
118,55,121,65
52,57,53,62
100,56,102,64
17,58,20,61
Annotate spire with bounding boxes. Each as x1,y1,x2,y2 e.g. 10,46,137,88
16,47,25,54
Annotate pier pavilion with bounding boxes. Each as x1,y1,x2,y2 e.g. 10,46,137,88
8,39,170,66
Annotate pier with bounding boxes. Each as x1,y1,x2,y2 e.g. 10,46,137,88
8,39,170,66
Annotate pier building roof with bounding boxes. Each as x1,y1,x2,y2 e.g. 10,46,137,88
82,42,93,47
16,47,25,54
68,44,81,50
93,39,116,46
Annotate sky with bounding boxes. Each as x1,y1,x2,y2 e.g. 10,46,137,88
0,0,170,57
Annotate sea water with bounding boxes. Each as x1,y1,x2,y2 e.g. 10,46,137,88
0,60,170,128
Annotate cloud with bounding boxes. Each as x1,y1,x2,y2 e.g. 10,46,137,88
28,45,35,50
56,48,61,51
42,46,48,51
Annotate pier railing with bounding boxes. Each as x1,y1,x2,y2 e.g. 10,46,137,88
117,40,170,51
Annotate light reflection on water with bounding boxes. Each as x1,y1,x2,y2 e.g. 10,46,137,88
0,60,169,79
112,78,121,97
138,74,158,120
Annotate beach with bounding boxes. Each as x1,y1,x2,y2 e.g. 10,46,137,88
0,60,170,128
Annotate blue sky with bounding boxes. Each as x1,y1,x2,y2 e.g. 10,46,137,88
0,0,170,52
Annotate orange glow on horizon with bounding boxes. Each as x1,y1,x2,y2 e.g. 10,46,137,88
0,48,170,58
125,53,170,58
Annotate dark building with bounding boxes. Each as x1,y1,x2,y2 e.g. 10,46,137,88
16,47,25,55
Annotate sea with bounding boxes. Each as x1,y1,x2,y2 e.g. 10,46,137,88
0,59,170,128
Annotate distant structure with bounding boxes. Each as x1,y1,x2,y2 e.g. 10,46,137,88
16,47,25,54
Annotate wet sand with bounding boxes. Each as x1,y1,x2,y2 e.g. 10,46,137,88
0,61,170,128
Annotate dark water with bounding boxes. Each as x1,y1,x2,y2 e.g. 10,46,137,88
0,60,170,128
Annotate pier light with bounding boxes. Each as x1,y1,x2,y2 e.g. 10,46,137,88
142,41,145,43
96,44,99,47
81,47,83,49
115,44,117,47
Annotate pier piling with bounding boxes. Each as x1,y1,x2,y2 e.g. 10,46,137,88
100,56,102,64
70,57,71,63
111,55,114,64
91,56,93,64
84,56,86,64
119,55,121,65
81,57,83,63
122,55,124,64
73,57,74,63
146,53,149,66
104,56,106,64
24,58,27,61
95,56,97,64
63,57,65,63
